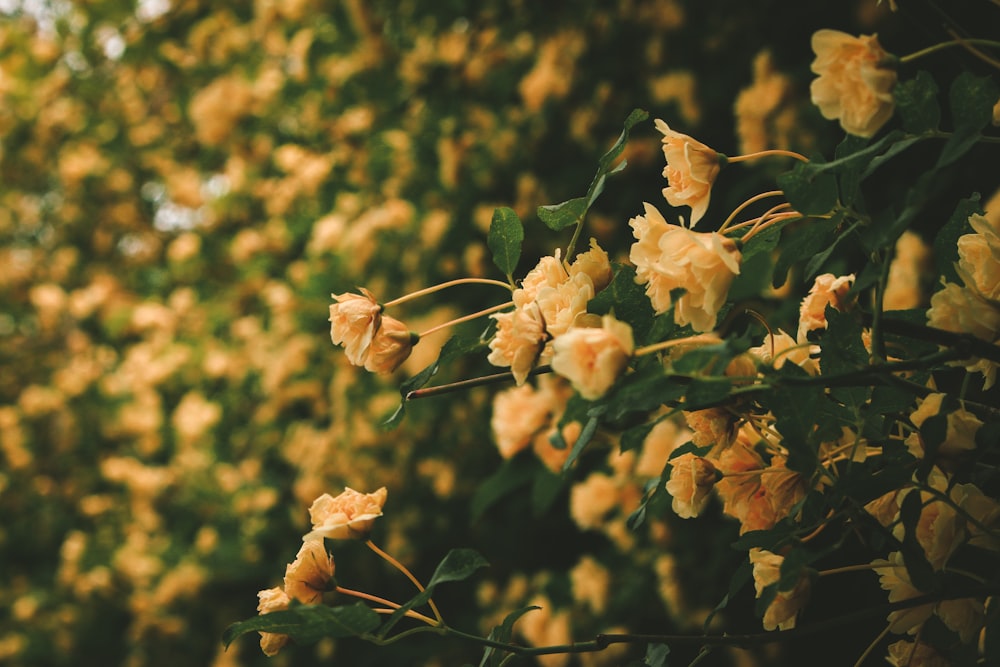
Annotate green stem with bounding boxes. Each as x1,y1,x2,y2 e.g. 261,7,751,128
899,38,1000,64
366,540,444,625
563,213,586,265
869,248,892,363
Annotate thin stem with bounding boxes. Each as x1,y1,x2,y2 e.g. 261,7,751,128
382,278,514,308
366,540,444,624
406,365,553,401
725,149,810,164
723,203,793,235
335,586,438,626
899,37,1000,65
564,214,587,265
717,190,785,233
741,211,805,243
852,624,892,667
944,29,1000,70
870,249,892,363
818,562,894,577
634,333,723,357
417,301,513,338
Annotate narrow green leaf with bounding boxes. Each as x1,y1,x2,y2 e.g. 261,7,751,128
683,378,732,410
776,162,838,216
898,491,938,593
561,413,601,472
949,72,998,135
480,606,542,667
771,216,839,289
427,548,489,588
597,108,650,172
588,263,655,343
835,134,868,208
933,195,982,285
223,603,380,649
537,197,588,231
487,207,523,277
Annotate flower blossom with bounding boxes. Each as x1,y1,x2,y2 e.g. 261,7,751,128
908,393,981,459
488,301,547,385
283,538,335,605
809,30,897,137
873,551,935,634
957,213,1000,301
797,273,855,342
655,119,721,226
550,315,634,400
629,202,741,331
329,288,381,366
749,548,811,631
256,587,291,656
664,453,718,518
363,315,416,374
927,282,1000,388
304,487,388,541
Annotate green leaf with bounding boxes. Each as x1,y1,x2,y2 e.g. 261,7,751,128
597,107,650,172
937,73,999,168
487,207,523,277
588,263,655,343
898,491,938,593
561,413,601,472
835,134,868,209
761,366,823,474
379,549,488,636
776,162,839,216
820,307,870,409
772,216,839,288
683,378,732,409
643,643,670,667
620,420,656,453
934,195,983,285
537,197,588,231
480,606,541,667
603,363,686,421
471,456,537,521
531,466,564,516
383,335,486,429
894,71,940,134
222,602,380,649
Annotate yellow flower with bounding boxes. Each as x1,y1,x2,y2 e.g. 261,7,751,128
550,315,634,400
797,273,855,342
749,548,811,631
927,283,1000,388
664,453,718,519
655,119,721,226
487,302,547,385
283,538,335,605
873,551,934,634
256,587,291,656
304,487,388,541
363,315,416,374
329,288,381,366
958,213,1000,301
809,30,897,138
629,202,741,332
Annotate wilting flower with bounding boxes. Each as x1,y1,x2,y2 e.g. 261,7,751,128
664,453,718,518
304,487,388,541
329,288,381,366
283,538,335,605
488,301,547,385
809,30,897,138
629,202,741,331
364,315,416,374
749,548,811,631
797,273,855,342
655,119,721,226
550,315,634,400
256,587,291,656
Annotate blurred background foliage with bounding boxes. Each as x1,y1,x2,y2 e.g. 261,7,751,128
1,1,994,665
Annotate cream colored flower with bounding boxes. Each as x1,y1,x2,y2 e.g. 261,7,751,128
488,302,547,385
665,453,718,519
516,253,567,308
749,548,811,631
363,315,416,374
256,586,291,656
304,487,388,541
958,213,1000,301
874,551,934,634
684,407,737,450
329,288,381,366
797,273,855,342
629,202,741,331
569,238,613,293
283,538,335,605
569,472,620,529
749,328,818,374
891,485,963,571
550,315,634,400
809,30,897,138
909,393,981,458
927,283,1000,388
491,383,553,459
884,231,932,311
535,272,595,340
655,119,721,226
953,482,1000,551
886,640,948,667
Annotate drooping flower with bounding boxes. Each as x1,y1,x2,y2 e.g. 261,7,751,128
749,548,811,631
487,301,547,385
304,487,388,541
363,315,416,374
256,587,291,656
550,315,634,400
655,119,721,226
629,202,741,332
809,30,897,138
283,538,335,605
329,288,381,366
664,453,718,519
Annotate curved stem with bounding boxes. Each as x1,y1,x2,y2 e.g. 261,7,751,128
899,37,1000,65
366,540,444,624
818,562,894,577
725,149,810,164
634,333,723,358
417,301,513,338
852,623,891,667
717,190,785,233
723,202,793,235
335,586,438,626
382,278,514,309
741,211,804,243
